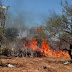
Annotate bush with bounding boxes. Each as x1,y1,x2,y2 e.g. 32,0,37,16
1,47,11,56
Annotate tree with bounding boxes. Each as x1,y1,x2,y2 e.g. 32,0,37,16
0,0,9,54
44,13,63,37
61,1,72,59
41,1,72,59
43,1,72,39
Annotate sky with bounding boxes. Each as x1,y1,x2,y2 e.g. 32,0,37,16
2,0,72,28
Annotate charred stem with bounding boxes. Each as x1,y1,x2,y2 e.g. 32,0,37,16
63,44,72,59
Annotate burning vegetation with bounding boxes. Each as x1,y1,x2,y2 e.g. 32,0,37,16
0,0,72,60
23,38,70,58
22,26,72,58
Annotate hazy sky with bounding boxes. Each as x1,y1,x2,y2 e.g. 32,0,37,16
2,0,72,28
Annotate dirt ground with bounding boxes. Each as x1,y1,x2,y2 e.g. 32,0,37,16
0,57,72,72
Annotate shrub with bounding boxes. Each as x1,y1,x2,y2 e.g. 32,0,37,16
1,46,11,56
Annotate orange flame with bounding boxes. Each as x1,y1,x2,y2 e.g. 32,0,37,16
23,39,70,58
41,40,69,58
23,39,43,51
36,26,43,32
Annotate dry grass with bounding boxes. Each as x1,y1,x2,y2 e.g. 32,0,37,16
0,57,72,72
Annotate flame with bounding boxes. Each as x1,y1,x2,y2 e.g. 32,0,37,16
23,39,70,58
23,38,43,51
41,40,69,57
36,26,43,32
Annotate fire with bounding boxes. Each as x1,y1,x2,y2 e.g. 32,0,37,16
23,39,70,58
41,40,69,57
36,26,43,32
23,38,43,52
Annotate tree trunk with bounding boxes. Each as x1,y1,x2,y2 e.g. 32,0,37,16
0,41,1,55
69,44,72,59
63,44,72,59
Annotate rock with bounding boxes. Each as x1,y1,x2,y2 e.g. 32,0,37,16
63,61,70,65
7,64,16,68
43,66,47,69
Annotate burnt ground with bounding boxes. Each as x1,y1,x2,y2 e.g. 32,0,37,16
0,57,72,72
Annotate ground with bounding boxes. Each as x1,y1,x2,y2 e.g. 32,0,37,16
0,57,72,72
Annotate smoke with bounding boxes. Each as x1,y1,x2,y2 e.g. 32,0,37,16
5,0,34,28
3,0,40,38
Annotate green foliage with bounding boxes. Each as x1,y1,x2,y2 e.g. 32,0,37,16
1,46,11,56
42,1,72,39
61,1,72,36
6,6,10,10
43,14,64,37
0,5,10,42
0,27,4,32
0,35,3,41
0,5,10,10
0,27,4,41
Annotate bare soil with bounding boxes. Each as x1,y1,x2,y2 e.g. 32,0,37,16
0,57,72,72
